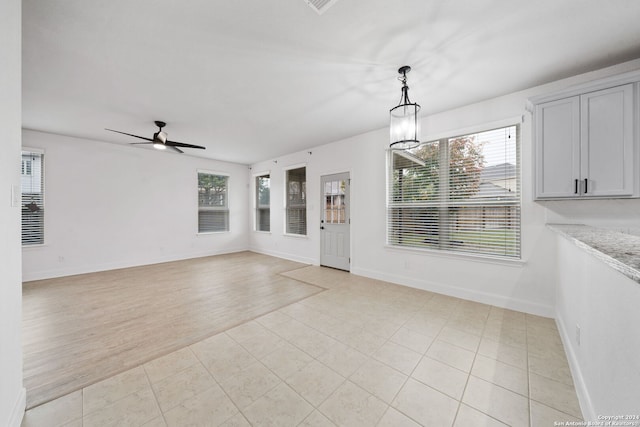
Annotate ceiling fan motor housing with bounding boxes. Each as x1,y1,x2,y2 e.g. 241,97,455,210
154,131,168,143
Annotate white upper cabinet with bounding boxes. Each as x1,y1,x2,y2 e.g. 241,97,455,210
580,85,634,197
535,96,581,198
533,76,638,200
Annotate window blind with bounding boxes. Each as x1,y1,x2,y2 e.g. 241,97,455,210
286,167,306,235
256,174,270,232
21,151,45,245
198,172,229,232
388,125,520,258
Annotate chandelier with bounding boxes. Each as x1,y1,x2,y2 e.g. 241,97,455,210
390,65,421,149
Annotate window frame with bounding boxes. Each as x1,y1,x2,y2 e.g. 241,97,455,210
284,164,307,237
254,171,271,233
197,170,230,234
21,148,45,247
386,122,521,260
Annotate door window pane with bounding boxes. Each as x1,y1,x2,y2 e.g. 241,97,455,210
324,179,346,224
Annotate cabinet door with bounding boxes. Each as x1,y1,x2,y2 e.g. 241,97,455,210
580,84,634,196
535,96,581,198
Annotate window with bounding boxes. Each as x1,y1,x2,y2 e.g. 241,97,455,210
22,159,32,175
387,125,520,258
21,150,45,245
198,172,229,232
285,167,306,235
255,174,270,232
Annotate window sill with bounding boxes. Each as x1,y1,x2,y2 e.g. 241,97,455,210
384,244,526,267
283,233,308,239
22,243,47,249
254,230,272,235
196,231,230,236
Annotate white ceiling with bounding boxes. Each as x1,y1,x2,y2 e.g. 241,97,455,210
22,0,640,164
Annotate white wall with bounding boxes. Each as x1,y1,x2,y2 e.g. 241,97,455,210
22,130,251,281
249,124,557,316
250,58,640,317
555,235,640,419
0,0,26,426
544,198,640,233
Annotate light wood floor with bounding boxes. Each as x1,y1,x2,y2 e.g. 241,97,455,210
22,251,322,409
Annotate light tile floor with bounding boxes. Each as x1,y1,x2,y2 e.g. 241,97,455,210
22,267,583,426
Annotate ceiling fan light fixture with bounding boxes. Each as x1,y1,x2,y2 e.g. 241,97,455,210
153,128,167,150
390,65,421,150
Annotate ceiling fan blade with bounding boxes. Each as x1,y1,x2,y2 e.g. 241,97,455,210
105,128,154,142
130,142,153,145
166,140,206,150
167,145,184,154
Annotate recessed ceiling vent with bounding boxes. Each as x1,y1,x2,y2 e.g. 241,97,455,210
304,0,339,15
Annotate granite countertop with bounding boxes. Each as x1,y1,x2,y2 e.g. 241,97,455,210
547,224,640,284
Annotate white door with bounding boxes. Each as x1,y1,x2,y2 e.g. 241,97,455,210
320,173,350,271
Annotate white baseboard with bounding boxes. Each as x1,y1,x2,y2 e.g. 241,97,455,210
6,387,25,427
555,314,595,421
249,247,315,266
22,247,249,281
351,266,554,317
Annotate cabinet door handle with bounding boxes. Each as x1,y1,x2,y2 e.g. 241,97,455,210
574,179,579,194
584,178,588,194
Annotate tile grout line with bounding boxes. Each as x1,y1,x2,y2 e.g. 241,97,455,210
220,318,333,422
525,313,533,427
188,339,250,425
234,307,348,425
258,308,351,414
270,299,400,425
371,295,444,427
449,305,490,427
140,364,168,427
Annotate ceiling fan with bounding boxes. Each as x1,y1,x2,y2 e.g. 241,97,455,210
105,121,206,153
